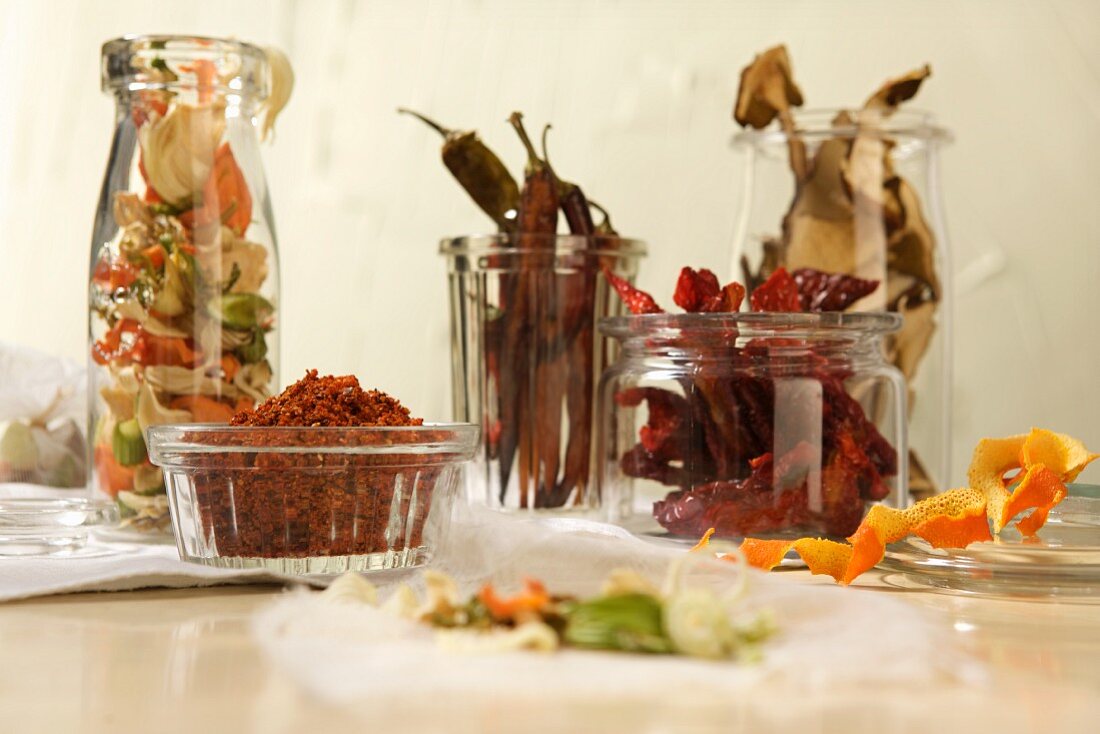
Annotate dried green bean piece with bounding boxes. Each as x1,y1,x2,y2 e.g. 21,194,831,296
398,108,520,232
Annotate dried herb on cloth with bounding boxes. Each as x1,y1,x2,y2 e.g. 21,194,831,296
608,267,897,539
319,562,777,661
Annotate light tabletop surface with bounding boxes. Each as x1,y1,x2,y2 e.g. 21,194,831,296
0,568,1097,734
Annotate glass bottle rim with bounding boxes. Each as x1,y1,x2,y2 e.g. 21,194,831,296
600,311,903,341
732,107,952,148
440,233,647,258
101,34,269,99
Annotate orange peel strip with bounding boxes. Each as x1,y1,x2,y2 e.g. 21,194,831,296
717,429,1095,586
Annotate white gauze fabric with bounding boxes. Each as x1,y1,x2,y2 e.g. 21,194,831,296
253,504,984,702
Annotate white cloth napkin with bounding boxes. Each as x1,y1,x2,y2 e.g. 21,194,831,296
0,538,310,602
252,504,986,700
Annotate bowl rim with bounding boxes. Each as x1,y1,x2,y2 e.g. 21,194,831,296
145,422,481,463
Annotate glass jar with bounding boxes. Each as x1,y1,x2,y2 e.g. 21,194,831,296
89,36,281,538
441,234,645,513
596,312,908,540
732,110,950,499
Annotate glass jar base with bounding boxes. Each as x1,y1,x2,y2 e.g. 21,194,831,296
179,546,431,575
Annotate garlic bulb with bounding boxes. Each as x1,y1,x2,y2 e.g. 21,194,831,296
259,47,294,141
138,102,226,206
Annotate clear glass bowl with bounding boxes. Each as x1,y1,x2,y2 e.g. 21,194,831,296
441,234,645,513
596,312,908,541
0,498,119,556
146,424,478,574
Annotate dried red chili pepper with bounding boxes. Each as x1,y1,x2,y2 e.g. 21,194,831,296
791,268,879,312
499,112,561,507
672,267,721,312
749,267,802,312
603,268,664,315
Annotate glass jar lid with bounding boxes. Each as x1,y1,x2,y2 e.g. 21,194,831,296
440,234,647,258
601,311,903,340
732,108,952,150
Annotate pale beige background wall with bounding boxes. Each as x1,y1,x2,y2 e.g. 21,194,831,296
1,0,1097,482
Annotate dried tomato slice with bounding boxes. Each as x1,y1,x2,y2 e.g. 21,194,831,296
791,268,879,312
749,267,801,312
603,268,664,315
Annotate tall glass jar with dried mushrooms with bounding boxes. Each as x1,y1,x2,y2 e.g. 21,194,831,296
731,45,952,499
88,35,293,537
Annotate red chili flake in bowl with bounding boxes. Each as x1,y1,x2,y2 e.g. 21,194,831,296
231,369,423,427
186,371,452,562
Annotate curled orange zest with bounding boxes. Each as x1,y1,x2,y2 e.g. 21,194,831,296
699,429,1096,585
478,578,551,621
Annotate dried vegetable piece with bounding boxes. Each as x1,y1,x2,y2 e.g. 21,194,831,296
603,268,665,314
707,430,1097,585
790,268,879,312
749,267,801,312
734,45,807,180
399,108,520,232
969,427,1098,532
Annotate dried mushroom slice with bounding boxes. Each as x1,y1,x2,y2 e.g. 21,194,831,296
783,137,859,276
734,45,807,180
887,294,935,380
863,65,932,112
886,177,940,300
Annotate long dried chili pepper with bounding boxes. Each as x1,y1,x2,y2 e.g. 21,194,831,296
500,112,559,507
540,125,599,507
399,108,520,232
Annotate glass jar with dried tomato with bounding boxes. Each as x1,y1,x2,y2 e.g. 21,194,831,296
595,312,908,541
89,36,289,537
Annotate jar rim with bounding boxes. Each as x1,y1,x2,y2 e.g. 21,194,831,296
101,34,269,99
440,234,647,258
600,311,903,340
732,108,952,148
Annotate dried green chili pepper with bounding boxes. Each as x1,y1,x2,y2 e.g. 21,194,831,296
398,108,520,232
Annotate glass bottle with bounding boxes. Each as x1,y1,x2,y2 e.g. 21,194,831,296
732,109,951,499
89,36,281,538
597,312,908,540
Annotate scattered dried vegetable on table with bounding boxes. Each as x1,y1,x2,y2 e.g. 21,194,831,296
694,428,1098,585
404,107,629,509
608,266,898,539
734,45,942,494
318,559,776,661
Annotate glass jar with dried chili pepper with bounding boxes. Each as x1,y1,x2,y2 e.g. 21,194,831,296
441,234,645,513
596,311,908,541
89,36,291,538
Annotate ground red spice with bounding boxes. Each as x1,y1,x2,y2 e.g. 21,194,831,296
230,369,423,427
189,371,448,560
